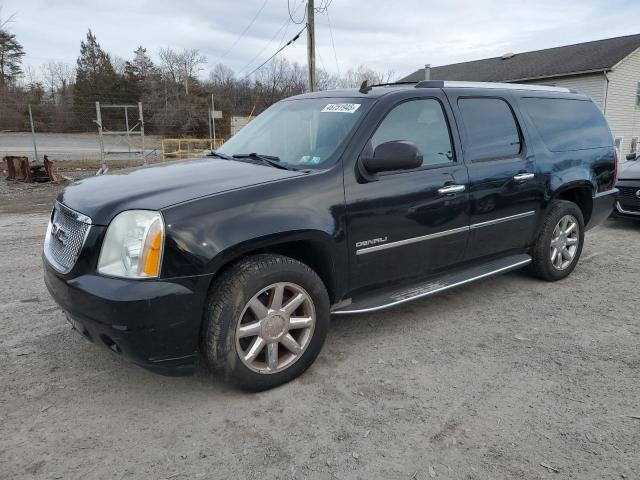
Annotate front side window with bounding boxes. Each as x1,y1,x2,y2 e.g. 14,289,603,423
370,99,454,168
217,98,371,168
458,98,521,162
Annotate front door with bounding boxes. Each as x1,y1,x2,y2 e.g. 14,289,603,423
345,95,470,294
446,92,542,260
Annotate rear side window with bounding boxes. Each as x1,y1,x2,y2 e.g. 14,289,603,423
457,98,521,162
371,99,454,167
520,98,612,152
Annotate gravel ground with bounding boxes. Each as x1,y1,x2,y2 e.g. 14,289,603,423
0,180,639,480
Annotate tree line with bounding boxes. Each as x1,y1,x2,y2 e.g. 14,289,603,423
0,17,394,139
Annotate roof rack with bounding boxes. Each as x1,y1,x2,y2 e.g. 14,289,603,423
414,80,572,93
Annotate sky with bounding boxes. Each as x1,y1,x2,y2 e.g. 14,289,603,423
2,0,640,81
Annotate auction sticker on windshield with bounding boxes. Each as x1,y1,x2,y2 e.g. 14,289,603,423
321,103,361,113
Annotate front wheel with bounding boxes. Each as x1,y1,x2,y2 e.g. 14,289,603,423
528,200,585,281
201,254,330,391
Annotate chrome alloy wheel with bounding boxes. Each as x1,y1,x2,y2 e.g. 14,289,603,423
235,282,316,374
550,214,579,270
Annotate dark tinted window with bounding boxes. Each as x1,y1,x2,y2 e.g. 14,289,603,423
458,98,521,161
371,99,454,167
521,98,613,151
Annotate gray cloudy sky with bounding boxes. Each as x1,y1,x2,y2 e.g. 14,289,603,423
3,0,640,80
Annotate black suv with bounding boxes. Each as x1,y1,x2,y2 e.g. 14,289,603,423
44,81,618,390
614,152,640,219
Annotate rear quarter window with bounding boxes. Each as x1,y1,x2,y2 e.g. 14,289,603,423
520,98,613,152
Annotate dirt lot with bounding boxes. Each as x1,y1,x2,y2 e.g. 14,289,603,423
0,178,638,480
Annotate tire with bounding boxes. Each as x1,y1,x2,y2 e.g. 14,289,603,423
201,254,330,391
528,200,585,281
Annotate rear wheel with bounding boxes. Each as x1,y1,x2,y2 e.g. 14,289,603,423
528,200,584,281
201,254,330,391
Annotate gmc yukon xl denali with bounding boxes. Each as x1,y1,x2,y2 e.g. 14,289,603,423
44,81,618,390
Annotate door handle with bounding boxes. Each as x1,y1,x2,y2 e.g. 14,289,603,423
513,173,535,182
438,184,466,195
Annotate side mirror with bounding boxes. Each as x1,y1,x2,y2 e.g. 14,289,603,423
361,141,423,174
626,153,638,161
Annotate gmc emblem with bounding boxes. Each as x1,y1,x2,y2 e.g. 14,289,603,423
50,222,68,246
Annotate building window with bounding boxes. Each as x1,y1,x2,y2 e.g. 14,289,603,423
631,137,639,153
637,81,640,106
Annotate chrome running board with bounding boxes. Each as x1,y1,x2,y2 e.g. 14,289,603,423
331,254,532,315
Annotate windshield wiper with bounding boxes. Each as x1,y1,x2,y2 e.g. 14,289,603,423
206,150,234,160
232,153,296,171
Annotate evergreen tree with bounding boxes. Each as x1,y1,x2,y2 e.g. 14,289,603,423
0,29,25,86
124,46,155,80
123,46,157,98
74,29,119,106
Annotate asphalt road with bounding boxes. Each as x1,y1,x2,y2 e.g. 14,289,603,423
0,132,161,161
0,180,638,479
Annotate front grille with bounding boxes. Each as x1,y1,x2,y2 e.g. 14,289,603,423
44,202,91,273
618,186,640,212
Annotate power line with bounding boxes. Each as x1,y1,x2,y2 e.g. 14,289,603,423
239,0,305,77
237,20,289,77
243,25,307,80
325,7,340,77
287,0,306,24
214,0,270,65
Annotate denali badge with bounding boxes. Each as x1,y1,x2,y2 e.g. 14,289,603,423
50,222,68,246
356,237,388,248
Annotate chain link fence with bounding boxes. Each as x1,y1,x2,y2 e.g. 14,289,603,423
1,96,255,172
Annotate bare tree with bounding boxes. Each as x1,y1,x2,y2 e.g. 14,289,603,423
40,61,75,98
339,65,395,88
112,55,127,76
159,47,206,95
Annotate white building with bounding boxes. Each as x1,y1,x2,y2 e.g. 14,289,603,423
400,34,640,156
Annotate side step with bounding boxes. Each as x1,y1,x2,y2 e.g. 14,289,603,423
331,254,531,315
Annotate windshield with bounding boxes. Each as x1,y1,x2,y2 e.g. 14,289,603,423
217,97,371,168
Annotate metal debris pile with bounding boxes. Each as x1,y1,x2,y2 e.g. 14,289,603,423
3,155,57,183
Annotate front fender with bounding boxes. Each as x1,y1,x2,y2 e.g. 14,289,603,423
159,169,346,279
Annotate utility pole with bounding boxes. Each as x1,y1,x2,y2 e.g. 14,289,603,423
28,104,39,163
306,0,316,92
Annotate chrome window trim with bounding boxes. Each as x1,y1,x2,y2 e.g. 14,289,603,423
355,210,536,255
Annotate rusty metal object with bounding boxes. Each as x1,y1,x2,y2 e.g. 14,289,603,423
3,155,56,183
4,156,32,182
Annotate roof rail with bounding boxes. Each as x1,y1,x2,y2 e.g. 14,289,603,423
414,80,571,93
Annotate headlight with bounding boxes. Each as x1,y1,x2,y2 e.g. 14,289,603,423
97,210,164,279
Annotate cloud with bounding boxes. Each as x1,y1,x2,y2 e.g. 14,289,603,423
3,0,640,80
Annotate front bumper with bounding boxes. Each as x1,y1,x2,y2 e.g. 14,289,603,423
613,180,640,220
44,258,212,376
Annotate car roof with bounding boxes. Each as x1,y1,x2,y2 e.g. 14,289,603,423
288,80,584,101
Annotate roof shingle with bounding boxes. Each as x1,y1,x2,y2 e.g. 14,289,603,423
399,34,640,83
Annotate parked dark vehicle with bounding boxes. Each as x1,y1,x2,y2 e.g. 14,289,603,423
613,152,640,219
44,81,618,390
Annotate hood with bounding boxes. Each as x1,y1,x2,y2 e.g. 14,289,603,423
618,160,640,180
57,157,305,225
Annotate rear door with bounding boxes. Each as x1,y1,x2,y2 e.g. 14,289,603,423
446,91,543,260
344,92,470,293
